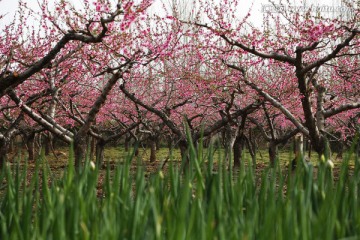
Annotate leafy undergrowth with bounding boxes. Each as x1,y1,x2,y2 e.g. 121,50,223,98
0,142,359,239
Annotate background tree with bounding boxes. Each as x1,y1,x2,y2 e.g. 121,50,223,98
188,0,360,158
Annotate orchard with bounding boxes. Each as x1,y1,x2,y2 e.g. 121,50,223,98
0,0,359,239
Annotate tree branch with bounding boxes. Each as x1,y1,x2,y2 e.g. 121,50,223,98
324,102,360,118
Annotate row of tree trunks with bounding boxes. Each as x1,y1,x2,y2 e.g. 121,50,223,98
1,131,55,167
1,126,352,171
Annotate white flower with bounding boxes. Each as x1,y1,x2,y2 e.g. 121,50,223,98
90,161,96,170
326,160,334,169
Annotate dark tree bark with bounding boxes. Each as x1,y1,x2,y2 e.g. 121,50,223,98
26,132,36,161
124,135,130,152
307,139,312,159
149,139,157,163
233,115,247,167
268,141,278,167
95,139,106,166
167,136,174,155
0,137,10,168
233,134,245,167
155,137,161,152
179,140,189,164
94,123,140,166
0,114,23,168
134,142,140,156
246,130,257,166
44,133,53,156
90,136,96,160
74,129,88,171
8,138,14,153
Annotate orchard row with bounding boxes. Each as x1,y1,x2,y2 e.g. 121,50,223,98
0,0,359,169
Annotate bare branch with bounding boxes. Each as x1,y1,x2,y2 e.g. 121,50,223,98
301,28,359,74
226,62,310,136
324,102,360,118
7,90,74,143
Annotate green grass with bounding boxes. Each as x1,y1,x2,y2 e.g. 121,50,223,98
0,139,359,239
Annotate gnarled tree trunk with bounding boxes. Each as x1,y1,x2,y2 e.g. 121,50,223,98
74,71,124,171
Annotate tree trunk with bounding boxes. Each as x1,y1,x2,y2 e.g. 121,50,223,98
233,134,245,167
335,138,343,159
203,137,210,148
245,133,257,166
295,134,304,155
292,133,304,170
124,135,131,152
268,141,278,167
307,139,312,159
44,133,53,156
74,131,88,172
134,143,139,156
8,138,14,153
155,137,161,152
95,139,105,167
323,137,331,160
74,71,123,171
297,73,326,157
223,125,239,165
149,139,157,163
90,136,96,161
167,137,174,155
0,122,20,168
26,132,36,161
179,140,189,167
0,137,10,169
